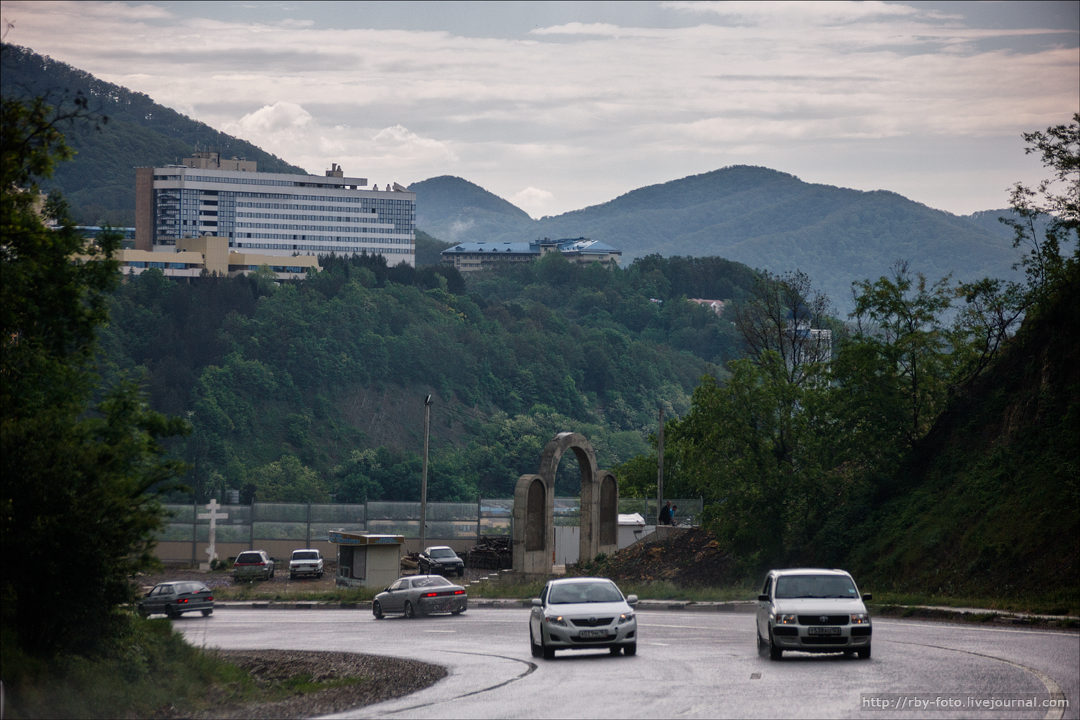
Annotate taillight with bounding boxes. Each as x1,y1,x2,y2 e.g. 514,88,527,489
178,598,188,603
453,590,464,595
207,596,214,601
423,592,438,598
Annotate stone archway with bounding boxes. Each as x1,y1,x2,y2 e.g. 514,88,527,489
512,432,619,575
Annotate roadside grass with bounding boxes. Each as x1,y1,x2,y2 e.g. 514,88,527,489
214,583,379,603
865,590,1079,618
2,616,258,719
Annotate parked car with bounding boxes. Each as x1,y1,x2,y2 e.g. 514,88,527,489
529,577,638,659
137,581,214,619
372,575,468,618
418,546,465,576
288,548,324,579
232,550,275,581
755,568,872,660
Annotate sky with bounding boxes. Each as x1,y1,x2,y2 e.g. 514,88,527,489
1,1,1077,219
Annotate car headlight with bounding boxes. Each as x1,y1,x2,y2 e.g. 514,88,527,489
850,613,870,625
617,612,635,625
545,614,568,627
777,614,798,625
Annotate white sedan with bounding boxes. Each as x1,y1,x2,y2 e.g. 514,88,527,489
529,577,638,658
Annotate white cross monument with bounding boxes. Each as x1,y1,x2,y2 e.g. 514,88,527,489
197,499,229,571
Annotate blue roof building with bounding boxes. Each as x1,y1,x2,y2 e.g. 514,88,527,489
441,236,621,272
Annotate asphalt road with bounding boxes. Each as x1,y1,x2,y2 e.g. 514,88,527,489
175,606,1078,719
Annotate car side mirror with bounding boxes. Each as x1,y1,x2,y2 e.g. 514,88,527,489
531,598,542,607
626,594,638,606
758,594,770,602
862,593,873,601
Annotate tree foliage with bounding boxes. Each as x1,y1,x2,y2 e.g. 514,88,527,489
1,92,187,656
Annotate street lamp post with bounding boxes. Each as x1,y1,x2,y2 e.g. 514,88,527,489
420,394,432,550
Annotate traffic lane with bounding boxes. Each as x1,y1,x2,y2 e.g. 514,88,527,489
175,608,1077,719
337,610,1077,719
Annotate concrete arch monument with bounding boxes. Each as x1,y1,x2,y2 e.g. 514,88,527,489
512,432,619,575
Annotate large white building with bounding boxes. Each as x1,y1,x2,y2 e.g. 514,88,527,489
135,153,416,265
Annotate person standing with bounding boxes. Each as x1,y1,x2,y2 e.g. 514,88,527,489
659,501,672,525
671,504,678,526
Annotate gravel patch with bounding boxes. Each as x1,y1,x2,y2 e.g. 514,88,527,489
160,649,446,718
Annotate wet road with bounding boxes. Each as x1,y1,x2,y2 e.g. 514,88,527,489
176,607,1078,719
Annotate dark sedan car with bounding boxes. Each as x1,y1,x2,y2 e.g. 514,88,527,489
372,575,467,618
137,581,214,619
418,546,465,576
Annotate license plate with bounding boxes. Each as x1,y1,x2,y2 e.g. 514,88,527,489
808,626,841,636
578,629,607,639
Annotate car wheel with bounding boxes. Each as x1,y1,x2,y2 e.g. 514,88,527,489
201,609,212,617
137,606,149,618
166,607,180,619
623,643,637,656
373,600,384,619
317,571,323,579
404,601,415,618
769,628,783,660
857,645,871,659
451,607,465,615
458,568,465,577
609,646,621,655
530,626,542,658
541,629,555,659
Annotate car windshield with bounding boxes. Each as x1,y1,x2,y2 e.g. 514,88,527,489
429,548,456,558
179,582,208,594
413,576,453,588
236,553,262,563
293,551,319,560
548,581,623,604
775,575,858,599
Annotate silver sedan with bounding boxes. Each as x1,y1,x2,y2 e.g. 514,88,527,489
372,574,468,618
529,577,638,658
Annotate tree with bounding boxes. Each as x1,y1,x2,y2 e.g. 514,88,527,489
1,92,187,656
732,270,833,387
1002,112,1079,306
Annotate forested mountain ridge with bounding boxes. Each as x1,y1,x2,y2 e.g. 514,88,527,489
0,44,306,226
410,166,1022,314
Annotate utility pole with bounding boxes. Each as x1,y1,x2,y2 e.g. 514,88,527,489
420,394,432,550
656,407,664,526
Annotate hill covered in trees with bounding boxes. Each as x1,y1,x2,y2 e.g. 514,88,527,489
0,44,306,226
99,253,758,505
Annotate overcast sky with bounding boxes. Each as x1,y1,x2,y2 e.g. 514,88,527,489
2,1,1077,218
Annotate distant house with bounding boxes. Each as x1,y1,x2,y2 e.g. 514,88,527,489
688,298,725,315
441,236,621,272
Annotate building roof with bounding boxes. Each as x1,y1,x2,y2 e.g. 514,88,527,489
443,237,620,257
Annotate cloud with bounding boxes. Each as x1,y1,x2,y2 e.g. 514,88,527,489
510,186,556,219
1,0,1075,216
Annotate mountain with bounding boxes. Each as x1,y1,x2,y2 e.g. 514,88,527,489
410,176,534,243
0,44,306,226
412,166,1022,314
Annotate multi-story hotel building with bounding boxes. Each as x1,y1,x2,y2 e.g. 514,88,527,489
135,153,416,265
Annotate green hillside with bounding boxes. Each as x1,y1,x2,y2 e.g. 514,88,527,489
851,262,1080,603
99,253,756,504
0,44,306,225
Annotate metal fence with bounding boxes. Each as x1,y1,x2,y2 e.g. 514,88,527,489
159,496,702,544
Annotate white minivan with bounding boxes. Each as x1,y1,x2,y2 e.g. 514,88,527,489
756,568,872,660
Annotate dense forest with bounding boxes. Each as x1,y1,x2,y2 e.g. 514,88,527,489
99,253,760,504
